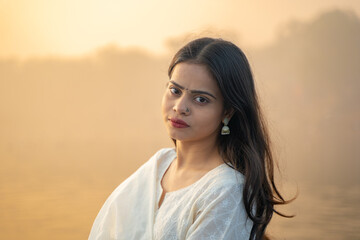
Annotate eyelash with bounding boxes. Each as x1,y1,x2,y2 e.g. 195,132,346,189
169,86,180,95
169,86,210,104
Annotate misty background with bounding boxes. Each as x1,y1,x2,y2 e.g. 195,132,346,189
0,7,359,240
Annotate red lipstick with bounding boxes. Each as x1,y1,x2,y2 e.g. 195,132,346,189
169,118,189,128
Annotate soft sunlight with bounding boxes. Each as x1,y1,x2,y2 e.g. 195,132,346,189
1,0,359,58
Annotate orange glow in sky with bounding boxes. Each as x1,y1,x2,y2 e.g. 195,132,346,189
1,0,360,58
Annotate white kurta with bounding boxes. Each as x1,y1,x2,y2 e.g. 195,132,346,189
89,148,252,240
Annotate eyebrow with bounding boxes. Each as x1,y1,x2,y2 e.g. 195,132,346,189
169,80,217,99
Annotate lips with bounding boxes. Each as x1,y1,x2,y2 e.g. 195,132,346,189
169,118,189,128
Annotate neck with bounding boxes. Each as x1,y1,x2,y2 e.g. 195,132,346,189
173,137,223,172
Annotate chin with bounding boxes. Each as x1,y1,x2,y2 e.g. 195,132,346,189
167,132,186,141
167,133,205,143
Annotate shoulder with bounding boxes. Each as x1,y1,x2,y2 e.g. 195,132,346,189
208,164,245,191
148,147,176,167
152,147,176,160
91,148,176,217
103,148,175,201
129,147,175,171
196,164,245,206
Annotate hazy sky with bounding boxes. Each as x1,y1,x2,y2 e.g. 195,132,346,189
1,0,360,58
1,4,359,239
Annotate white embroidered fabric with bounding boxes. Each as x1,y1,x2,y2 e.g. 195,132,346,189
153,149,253,240
88,148,253,240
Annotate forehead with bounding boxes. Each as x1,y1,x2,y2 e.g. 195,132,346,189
170,62,221,95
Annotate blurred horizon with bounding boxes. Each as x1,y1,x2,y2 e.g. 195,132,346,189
1,3,360,240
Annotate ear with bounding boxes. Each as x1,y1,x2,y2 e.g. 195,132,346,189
222,108,235,123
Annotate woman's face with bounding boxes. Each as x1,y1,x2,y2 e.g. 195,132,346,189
161,62,226,143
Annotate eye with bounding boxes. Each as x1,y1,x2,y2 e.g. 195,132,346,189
194,96,209,104
169,86,181,95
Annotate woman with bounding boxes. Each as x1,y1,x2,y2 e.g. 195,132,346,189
89,37,292,240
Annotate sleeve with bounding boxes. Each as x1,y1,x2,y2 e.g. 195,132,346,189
185,183,253,240
89,148,170,240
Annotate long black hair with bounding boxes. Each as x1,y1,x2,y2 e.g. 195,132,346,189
168,37,294,240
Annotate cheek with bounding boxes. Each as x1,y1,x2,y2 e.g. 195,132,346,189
195,107,223,128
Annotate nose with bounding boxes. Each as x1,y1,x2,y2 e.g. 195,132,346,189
173,96,190,115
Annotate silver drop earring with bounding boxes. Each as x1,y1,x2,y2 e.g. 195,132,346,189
221,117,230,135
